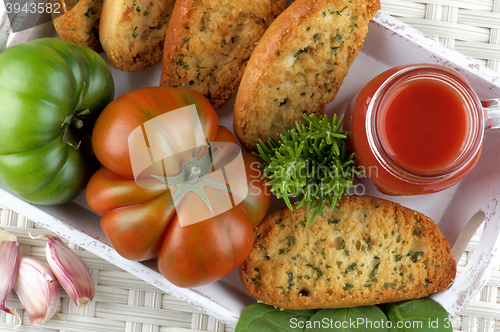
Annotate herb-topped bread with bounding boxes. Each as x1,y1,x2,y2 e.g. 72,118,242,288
240,195,456,310
52,0,103,52
160,0,287,108
233,0,380,151
99,0,176,71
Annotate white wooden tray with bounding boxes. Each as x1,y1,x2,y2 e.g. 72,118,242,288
2,10,500,328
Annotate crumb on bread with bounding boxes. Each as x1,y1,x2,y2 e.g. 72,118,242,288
52,0,104,53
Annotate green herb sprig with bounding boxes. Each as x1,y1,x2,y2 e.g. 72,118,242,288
255,113,362,225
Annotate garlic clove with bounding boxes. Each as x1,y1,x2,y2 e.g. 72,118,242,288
0,228,21,323
14,257,60,326
43,235,95,307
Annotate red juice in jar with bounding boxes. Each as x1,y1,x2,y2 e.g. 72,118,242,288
344,64,485,195
379,78,469,172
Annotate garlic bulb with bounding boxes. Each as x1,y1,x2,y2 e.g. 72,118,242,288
14,257,60,326
43,235,95,307
0,228,21,323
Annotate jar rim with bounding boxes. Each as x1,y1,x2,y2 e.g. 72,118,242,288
366,63,484,184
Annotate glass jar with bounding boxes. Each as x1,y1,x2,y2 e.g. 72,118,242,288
344,63,499,196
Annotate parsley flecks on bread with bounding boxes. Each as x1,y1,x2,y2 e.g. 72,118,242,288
233,0,380,152
100,0,175,72
160,0,287,108
52,0,104,53
240,195,456,310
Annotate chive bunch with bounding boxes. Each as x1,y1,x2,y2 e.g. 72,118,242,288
255,114,361,225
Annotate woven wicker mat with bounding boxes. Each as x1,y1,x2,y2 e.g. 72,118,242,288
2,2,500,331
380,0,500,73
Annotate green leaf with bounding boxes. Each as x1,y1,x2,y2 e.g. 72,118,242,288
385,298,452,332
235,303,316,332
305,306,389,331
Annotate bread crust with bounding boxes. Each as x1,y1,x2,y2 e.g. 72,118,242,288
52,0,103,53
160,0,287,108
100,0,175,72
240,195,456,310
233,0,380,151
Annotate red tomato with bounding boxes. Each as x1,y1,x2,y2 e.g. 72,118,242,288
92,86,219,177
87,87,270,288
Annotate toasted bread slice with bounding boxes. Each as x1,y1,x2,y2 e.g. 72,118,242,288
233,0,380,151
99,0,175,72
160,0,287,108
240,195,456,310
52,0,103,53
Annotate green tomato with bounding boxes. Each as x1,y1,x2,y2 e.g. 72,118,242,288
0,38,114,205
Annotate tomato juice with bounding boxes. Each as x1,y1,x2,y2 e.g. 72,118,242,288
378,78,469,172
344,64,484,196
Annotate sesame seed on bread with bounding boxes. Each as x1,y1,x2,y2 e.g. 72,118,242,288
233,0,380,152
240,195,456,310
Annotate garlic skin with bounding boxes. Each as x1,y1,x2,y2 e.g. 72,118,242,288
0,228,21,322
14,257,60,326
44,235,95,307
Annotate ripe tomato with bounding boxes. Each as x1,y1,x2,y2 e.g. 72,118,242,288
87,87,270,287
